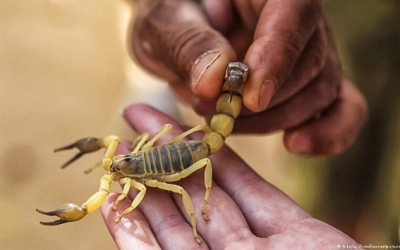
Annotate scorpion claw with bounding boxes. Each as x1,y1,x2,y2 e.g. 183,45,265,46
36,203,87,226
39,219,68,226
59,152,84,169
54,137,103,169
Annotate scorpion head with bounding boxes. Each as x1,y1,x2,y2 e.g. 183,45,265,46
110,153,146,178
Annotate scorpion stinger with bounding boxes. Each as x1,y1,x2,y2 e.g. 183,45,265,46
37,62,250,244
223,61,249,102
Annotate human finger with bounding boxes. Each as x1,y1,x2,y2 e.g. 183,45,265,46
122,104,255,249
185,119,358,245
131,0,236,101
284,77,368,155
101,140,162,249
268,23,328,107
121,105,358,246
122,105,208,248
205,143,309,237
167,162,254,249
206,142,357,245
233,46,340,133
243,0,323,111
102,143,171,249
101,193,161,250
202,0,235,34
130,105,309,236
137,186,206,249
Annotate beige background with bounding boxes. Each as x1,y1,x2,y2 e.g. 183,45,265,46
0,0,398,249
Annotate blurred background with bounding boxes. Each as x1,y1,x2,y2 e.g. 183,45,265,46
0,0,398,249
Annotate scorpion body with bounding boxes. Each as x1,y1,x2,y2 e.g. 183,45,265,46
37,62,249,243
115,141,209,178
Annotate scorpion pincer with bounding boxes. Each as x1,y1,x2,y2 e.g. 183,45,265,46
36,62,249,243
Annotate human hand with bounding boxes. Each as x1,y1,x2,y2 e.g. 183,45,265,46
100,104,358,249
129,0,367,155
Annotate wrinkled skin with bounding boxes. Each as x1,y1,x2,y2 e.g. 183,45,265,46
100,104,359,249
130,0,367,155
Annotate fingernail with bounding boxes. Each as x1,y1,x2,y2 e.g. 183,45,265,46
118,108,125,117
259,79,275,110
119,108,129,122
191,50,220,88
289,133,311,154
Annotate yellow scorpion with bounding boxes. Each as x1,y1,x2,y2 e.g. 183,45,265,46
36,62,249,243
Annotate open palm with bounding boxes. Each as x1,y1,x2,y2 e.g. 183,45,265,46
101,104,358,249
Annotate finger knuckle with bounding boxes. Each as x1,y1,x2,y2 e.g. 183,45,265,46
271,34,305,66
136,1,224,80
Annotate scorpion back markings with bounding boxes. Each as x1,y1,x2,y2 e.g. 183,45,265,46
36,62,249,243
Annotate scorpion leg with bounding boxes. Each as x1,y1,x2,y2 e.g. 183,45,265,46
145,180,202,244
100,136,120,171
164,158,212,221
113,178,132,210
167,124,211,143
85,135,120,173
37,174,113,225
84,161,102,174
114,180,146,223
140,124,173,150
131,133,149,153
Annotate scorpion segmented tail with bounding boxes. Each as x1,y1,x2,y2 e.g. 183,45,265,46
202,62,249,154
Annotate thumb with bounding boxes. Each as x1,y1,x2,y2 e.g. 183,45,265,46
130,0,236,99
